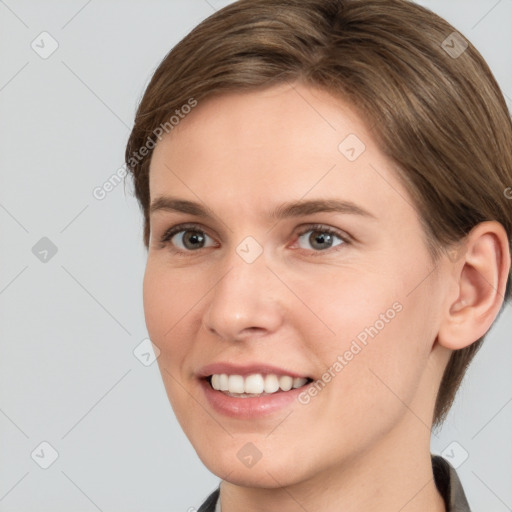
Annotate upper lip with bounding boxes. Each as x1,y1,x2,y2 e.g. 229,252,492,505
197,362,312,379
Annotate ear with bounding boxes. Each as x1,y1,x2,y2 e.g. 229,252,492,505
437,221,511,350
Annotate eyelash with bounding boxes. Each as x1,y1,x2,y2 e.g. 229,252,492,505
158,222,351,256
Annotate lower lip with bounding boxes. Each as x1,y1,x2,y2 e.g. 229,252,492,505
200,379,309,419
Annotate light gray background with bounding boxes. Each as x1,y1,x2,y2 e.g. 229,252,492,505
0,1,510,511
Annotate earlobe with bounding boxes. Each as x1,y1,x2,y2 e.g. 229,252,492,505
438,221,511,350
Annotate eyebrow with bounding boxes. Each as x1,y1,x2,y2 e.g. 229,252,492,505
149,196,376,220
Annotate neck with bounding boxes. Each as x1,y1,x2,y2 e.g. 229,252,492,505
219,417,446,512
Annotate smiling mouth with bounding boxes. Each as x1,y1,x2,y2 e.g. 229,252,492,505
206,373,313,397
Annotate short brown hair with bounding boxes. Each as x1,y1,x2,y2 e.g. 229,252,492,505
125,0,512,426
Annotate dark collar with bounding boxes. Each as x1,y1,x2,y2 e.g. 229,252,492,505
197,487,219,512
198,455,471,511
432,454,472,511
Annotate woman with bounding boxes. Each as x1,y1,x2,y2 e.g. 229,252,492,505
125,0,512,510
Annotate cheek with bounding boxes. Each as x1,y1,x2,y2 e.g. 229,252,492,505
142,262,200,365
289,265,403,352
142,263,204,425
143,260,206,334
293,264,435,424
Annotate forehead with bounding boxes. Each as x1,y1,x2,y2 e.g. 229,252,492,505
148,82,415,224
153,82,368,161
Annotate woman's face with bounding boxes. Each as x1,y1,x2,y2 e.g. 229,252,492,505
144,82,450,488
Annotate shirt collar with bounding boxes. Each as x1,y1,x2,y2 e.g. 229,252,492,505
432,454,472,511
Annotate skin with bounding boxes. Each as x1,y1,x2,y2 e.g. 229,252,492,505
143,81,510,512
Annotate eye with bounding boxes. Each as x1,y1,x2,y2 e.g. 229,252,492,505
160,223,217,252
295,225,347,252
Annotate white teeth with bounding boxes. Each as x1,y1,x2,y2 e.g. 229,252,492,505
210,373,310,395
228,374,245,394
279,375,293,391
293,377,308,389
264,374,280,393
244,374,265,394
219,373,229,391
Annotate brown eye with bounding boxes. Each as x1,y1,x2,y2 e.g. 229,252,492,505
165,228,216,251
296,228,345,251
180,230,206,250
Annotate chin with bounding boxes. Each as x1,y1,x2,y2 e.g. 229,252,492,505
194,436,316,489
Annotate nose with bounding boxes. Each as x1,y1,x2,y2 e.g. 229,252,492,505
202,248,285,342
